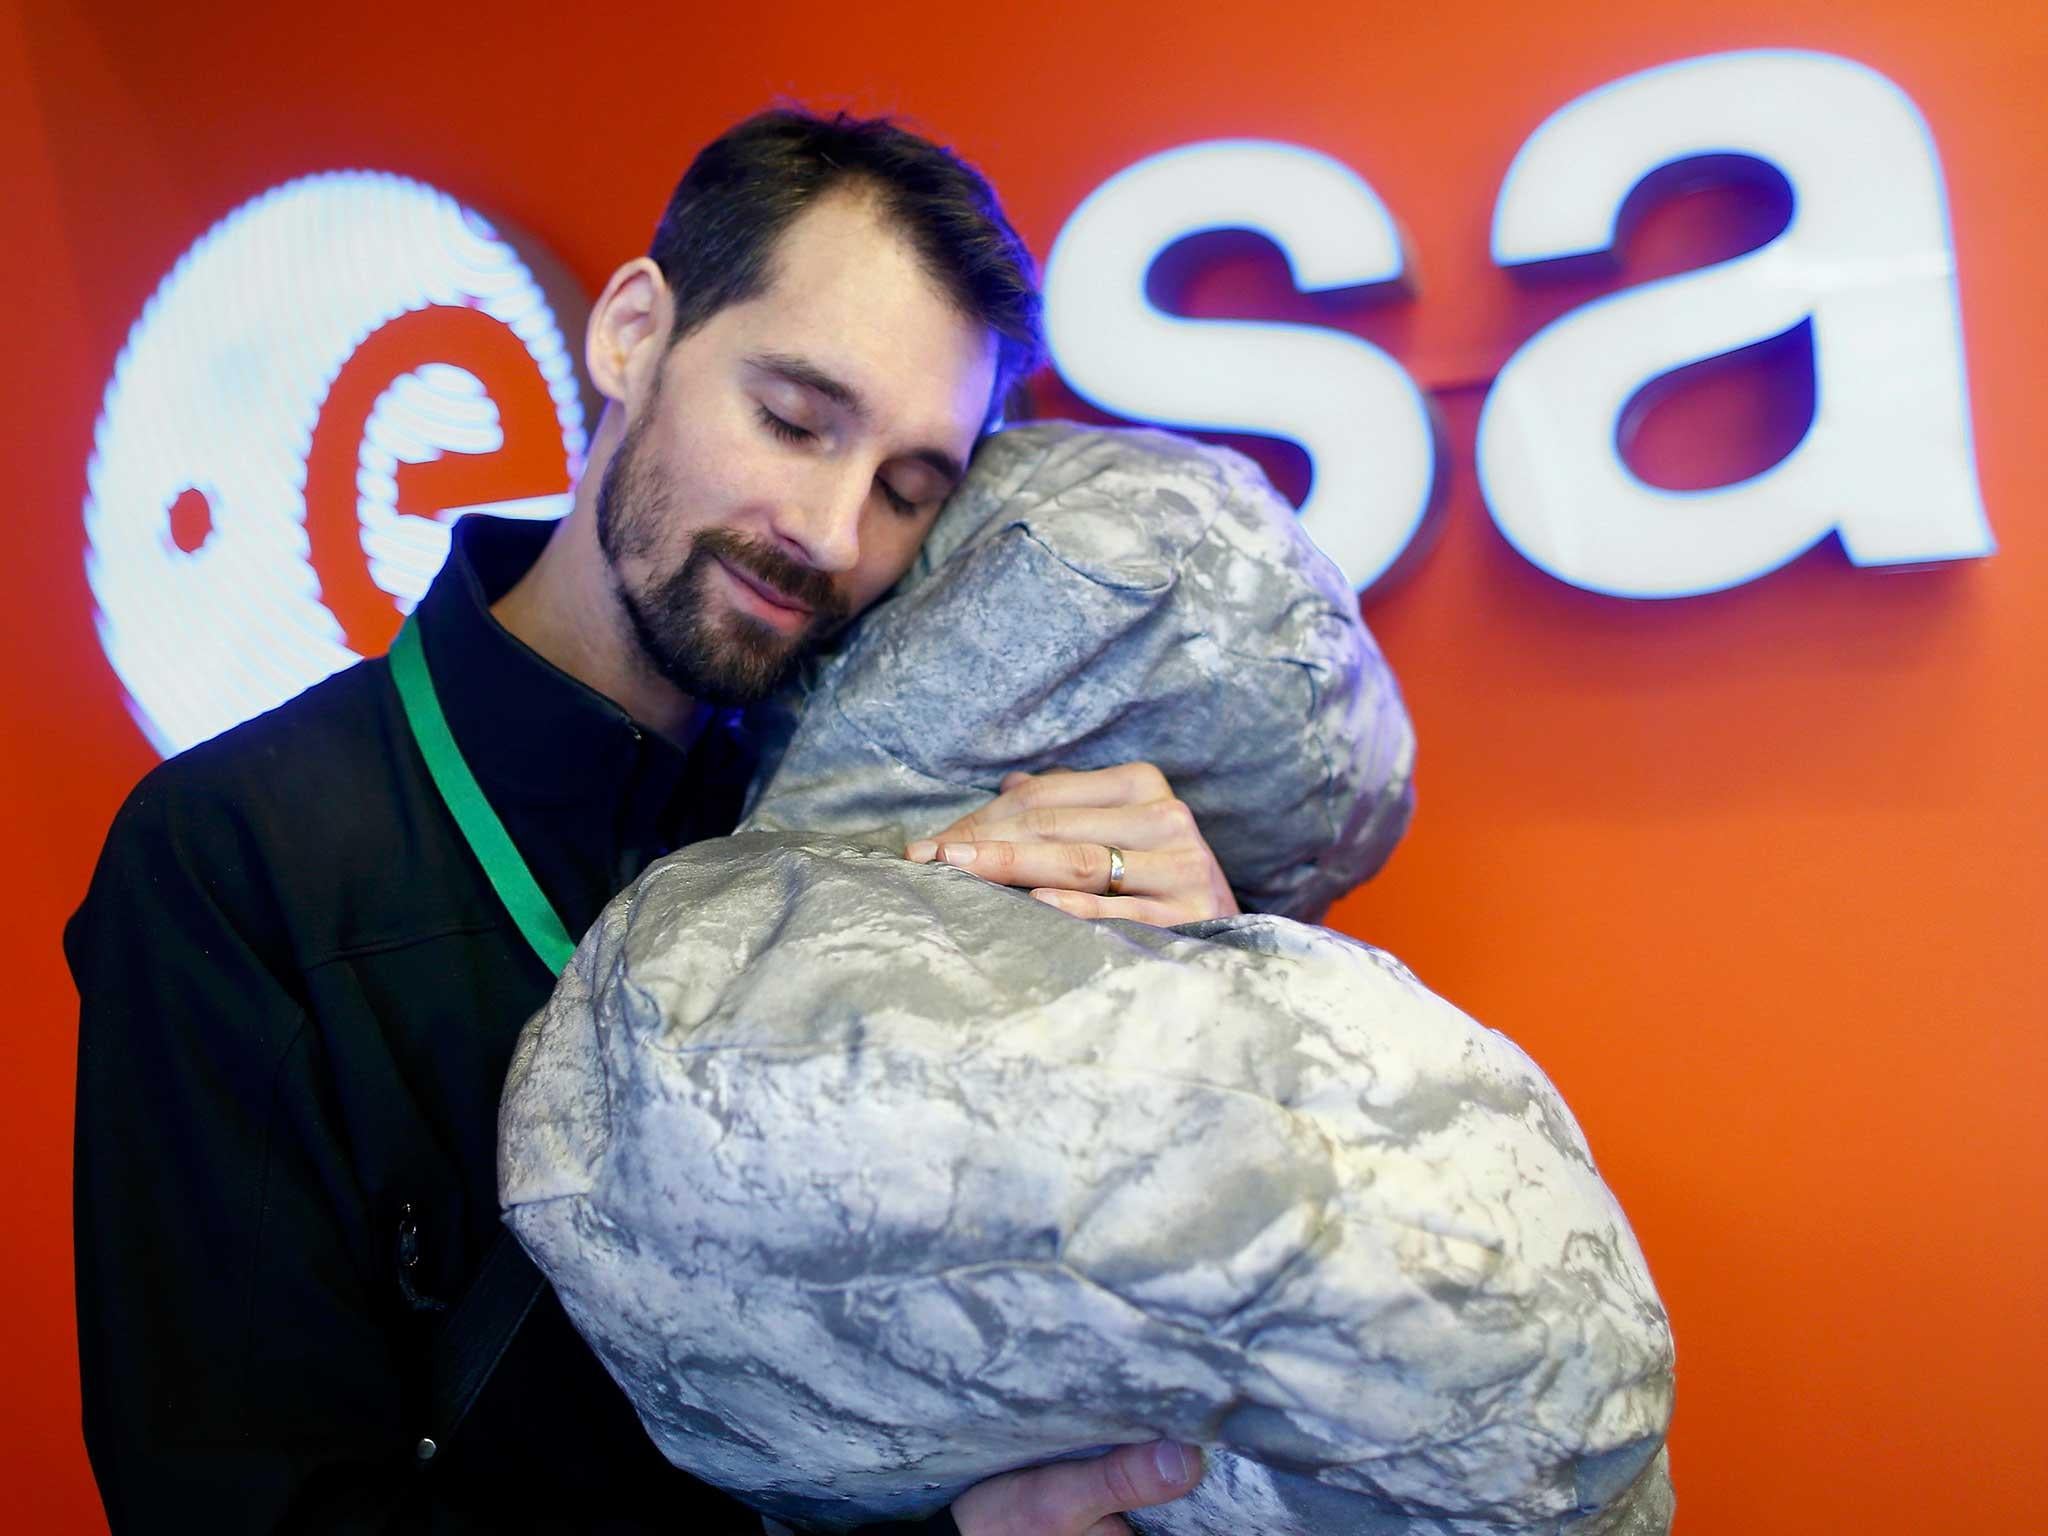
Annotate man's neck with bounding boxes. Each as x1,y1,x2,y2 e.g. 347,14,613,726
489,527,710,753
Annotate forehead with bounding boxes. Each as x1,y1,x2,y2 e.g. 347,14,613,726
700,189,998,443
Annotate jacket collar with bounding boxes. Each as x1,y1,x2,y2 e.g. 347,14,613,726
410,514,719,810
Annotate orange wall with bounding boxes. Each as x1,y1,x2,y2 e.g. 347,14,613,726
6,0,2043,1529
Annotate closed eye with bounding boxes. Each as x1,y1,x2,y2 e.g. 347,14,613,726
759,402,924,517
756,404,814,444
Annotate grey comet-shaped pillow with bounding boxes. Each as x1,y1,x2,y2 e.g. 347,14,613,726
498,424,1676,1533
737,420,1415,921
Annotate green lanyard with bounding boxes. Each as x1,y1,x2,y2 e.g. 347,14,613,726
388,618,577,975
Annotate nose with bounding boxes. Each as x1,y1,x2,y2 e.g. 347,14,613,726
768,465,867,576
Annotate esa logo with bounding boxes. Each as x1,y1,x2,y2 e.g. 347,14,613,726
1046,48,1994,595
84,171,589,757
89,48,1995,759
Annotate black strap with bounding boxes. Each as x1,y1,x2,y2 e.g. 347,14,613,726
391,617,565,1453
426,1228,547,1449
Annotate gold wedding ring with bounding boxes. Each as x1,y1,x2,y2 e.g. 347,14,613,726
1103,844,1127,897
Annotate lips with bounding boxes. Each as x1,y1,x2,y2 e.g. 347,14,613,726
713,554,814,628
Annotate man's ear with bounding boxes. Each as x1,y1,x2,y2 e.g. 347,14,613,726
585,257,670,406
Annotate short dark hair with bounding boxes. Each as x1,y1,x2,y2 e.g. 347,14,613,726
649,107,1044,428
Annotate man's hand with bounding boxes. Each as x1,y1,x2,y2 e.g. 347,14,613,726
905,764,1239,927
950,1440,1204,1536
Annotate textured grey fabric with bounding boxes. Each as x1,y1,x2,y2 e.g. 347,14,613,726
497,424,1674,1533
499,842,1675,1533
738,421,1415,922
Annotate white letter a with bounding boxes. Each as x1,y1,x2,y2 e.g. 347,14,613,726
1480,48,1993,598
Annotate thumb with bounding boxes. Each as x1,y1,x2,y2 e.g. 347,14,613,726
986,1441,1204,1534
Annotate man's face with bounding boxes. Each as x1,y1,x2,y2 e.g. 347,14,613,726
595,188,999,706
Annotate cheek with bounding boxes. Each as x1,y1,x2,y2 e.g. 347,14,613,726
638,416,756,539
698,413,817,518
846,512,936,610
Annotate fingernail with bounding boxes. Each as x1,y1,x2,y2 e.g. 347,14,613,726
905,841,936,862
1030,889,1066,910
940,843,978,867
1154,1441,1193,1486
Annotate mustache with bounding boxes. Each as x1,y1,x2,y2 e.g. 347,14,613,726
692,528,846,622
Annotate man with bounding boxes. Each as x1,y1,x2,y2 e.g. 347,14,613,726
69,109,1228,1533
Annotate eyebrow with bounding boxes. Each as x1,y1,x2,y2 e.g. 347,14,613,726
747,350,966,489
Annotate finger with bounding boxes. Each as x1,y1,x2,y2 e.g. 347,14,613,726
935,840,1189,898
1022,1442,1205,1532
918,784,1044,849
1000,764,1086,791
919,764,1173,849
1030,888,1184,927
944,800,1198,853
1080,1520,1131,1536
993,761,1170,811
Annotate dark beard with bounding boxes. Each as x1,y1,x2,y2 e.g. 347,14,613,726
595,407,848,707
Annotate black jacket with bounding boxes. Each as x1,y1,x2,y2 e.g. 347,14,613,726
68,516,952,1534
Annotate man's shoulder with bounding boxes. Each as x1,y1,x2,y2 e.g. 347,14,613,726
115,658,398,842
82,660,422,944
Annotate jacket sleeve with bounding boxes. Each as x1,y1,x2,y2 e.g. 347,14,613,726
70,770,974,1536
68,772,430,1533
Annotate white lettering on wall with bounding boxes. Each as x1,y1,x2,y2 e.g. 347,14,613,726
1043,140,1439,590
1479,47,1994,597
